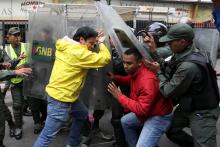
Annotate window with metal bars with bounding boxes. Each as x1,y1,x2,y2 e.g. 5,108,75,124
0,21,28,47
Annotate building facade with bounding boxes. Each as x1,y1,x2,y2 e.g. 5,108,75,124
0,0,51,45
0,0,214,45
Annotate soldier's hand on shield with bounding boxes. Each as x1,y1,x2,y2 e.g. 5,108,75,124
106,72,114,79
143,59,160,73
143,33,157,52
15,68,32,77
18,52,26,60
97,30,105,44
107,82,122,99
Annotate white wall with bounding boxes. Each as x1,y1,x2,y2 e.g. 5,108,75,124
111,0,193,23
110,0,213,23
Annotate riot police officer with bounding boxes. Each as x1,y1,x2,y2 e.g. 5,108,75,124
144,22,172,58
4,27,30,139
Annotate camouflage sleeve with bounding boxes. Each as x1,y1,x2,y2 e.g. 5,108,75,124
143,44,171,65
142,44,164,64
158,62,201,99
3,50,11,63
0,70,16,81
3,50,20,69
156,46,172,59
9,59,20,69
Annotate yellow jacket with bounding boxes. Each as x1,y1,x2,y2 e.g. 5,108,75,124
46,36,111,103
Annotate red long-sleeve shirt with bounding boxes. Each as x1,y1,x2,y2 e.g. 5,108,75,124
114,65,173,122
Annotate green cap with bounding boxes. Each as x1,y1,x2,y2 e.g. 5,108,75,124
159,23,194,43
7,27,20,35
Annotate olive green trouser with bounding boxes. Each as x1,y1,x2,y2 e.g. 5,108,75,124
190,107,220,147
166,107,219,147
2,99,13,123
29,97,47,124
0,95,5,142
2,81,13,123
11,82,24,128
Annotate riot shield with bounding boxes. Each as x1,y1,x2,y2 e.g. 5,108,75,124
96,2,152,61
194,28,219,66
23,8,66,99
61,4,112,110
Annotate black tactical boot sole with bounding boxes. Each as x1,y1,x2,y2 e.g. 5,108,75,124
15,131,22,140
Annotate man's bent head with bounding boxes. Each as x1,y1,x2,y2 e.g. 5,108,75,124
73,26,98,50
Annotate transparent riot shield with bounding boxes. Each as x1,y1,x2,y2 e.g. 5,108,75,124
65,5,112,110
23,6,66,99
66,4,100,37
194,28,219,66
96,2,152,61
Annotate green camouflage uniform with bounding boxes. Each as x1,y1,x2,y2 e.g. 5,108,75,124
150,23,220,147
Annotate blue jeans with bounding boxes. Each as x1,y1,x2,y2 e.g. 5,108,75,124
67,99,88,146
121,112,173,147
33,96,88,147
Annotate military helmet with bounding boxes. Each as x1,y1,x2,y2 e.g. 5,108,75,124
145,22,168,47
145,22,168,38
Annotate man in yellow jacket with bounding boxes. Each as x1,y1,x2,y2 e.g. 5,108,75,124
33,26,111,147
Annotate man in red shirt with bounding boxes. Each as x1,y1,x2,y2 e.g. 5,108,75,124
107,48,173,147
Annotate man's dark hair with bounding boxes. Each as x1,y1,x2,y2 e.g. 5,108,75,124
73,26,98,41
124,48,143,61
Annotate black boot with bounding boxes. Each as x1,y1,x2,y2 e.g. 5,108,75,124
34,123,43,134
14,128,22,140
92,128,114,141
7,120,15,137
23,108,32,116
